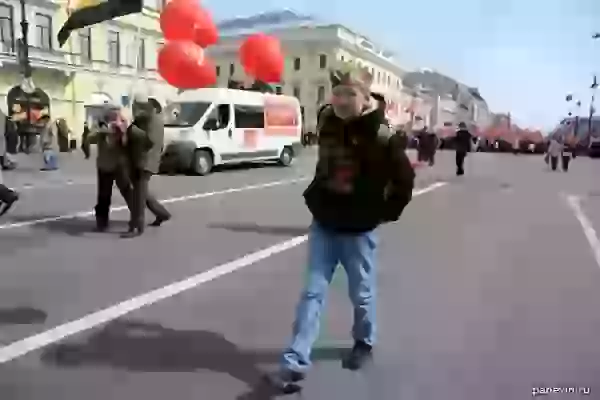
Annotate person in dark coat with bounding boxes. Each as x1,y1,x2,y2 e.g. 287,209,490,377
121,96,171,238
86,108,134,231
81,122,91,159
416,126,433,163
0,109,6,169
4,116,18,164
454,122,472,175
395,127,408,150
426,130,439,166
268,62,415,394
0,109,19,216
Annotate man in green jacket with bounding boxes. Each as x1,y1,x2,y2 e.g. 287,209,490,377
121,96,171,238
87,107,133,231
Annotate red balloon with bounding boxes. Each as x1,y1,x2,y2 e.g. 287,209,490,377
158,41,216,89
160,0,218,47
160,0,199,41
239,33,284,83
192,7,218,48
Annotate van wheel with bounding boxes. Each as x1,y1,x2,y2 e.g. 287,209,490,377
192,150,213,175
278,147,294,166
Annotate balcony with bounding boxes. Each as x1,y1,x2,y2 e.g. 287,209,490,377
0,41,160,81
0,40,73,73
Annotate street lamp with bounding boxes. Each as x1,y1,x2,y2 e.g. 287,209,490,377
588,34,599,140
15,0,35,153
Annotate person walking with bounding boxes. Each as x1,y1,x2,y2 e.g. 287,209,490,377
85,107,134,231
81,122,91,159
267,62,415,393
561,138,574,172
121,95,171,238
0,109,19,216
39,116,59,171
455,122,472,176
0,109,7,170
394,127,408,150
426,128,438,166
547,137,562,171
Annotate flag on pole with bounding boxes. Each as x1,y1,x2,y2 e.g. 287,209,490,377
58,0,142,47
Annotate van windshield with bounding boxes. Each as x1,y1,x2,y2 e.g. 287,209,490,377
164,101,211,127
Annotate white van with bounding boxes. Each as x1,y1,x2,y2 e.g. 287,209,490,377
160,88,303,175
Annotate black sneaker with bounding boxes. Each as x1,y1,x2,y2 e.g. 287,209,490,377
0,191,19,217
265,369,305,394
342,341,373,371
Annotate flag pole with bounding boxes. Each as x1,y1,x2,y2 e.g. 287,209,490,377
65,0,78,138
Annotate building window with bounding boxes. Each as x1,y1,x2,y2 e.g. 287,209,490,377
108,30,120,66
137,38,146,70
293,57,301,71
340,55,344,61
0,4,14,53
317,86,325,104
34,13,52,50
293,86,300,99
319,54,327,69
78,27,91,62
387,75,391,86
215,65,220,76
275,86,282,95
145,0,165,10
376,71,381,84
229,63,234,76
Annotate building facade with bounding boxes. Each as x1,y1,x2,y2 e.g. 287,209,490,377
208,10,419,132
0,0,176,141
403,69,492,132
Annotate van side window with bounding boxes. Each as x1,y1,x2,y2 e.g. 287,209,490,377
234,105,264,128
217,104,230,128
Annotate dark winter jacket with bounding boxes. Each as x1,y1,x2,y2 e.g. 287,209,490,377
455,129,473,153
304,104,415,233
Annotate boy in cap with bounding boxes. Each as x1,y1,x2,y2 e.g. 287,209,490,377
268,61,415,393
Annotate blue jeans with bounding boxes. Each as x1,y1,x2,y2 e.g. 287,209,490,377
42,150,58,170
281,222,378,372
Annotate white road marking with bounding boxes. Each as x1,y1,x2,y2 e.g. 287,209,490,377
565,195,600,268
16,180,95,191
0,177,310,230
0,181,447,363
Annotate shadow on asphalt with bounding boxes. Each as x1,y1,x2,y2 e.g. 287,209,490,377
41,319,346,399
0,307,47,325
5,214,130,237
208,223,309,237
161,161,277,176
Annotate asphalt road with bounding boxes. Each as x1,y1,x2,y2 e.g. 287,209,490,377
0,149,599,400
